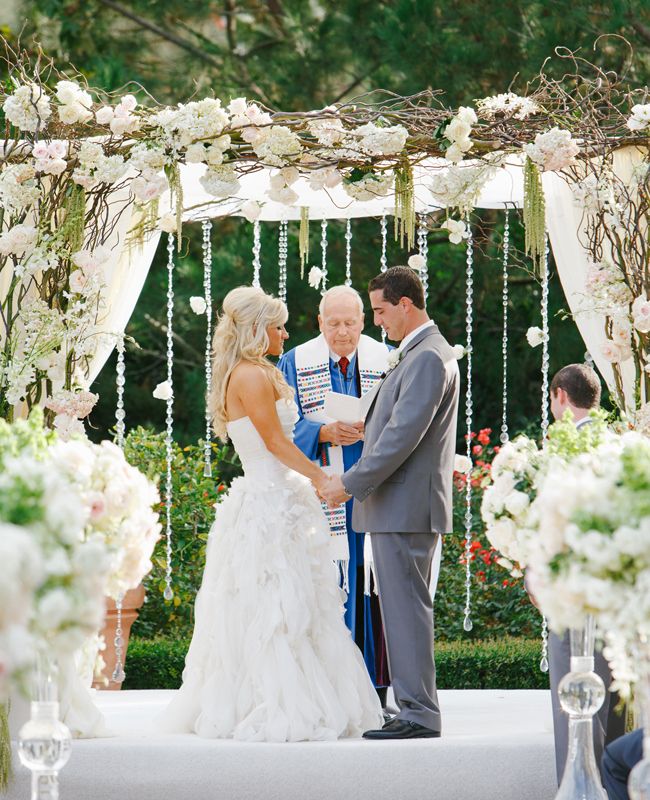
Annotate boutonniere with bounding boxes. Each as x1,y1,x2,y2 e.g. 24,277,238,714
386,349,403,372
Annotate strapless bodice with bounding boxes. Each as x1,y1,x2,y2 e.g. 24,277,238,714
226,398,299,480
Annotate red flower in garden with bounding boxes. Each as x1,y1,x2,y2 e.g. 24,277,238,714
217,484,226,492
477,428,492,446
472,444,483,456
502,579,510,587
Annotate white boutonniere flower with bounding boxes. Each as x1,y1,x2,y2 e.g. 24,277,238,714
386,349,402,371
454,454,472,474
452,344,466,359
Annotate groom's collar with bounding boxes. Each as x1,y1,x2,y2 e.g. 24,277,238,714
398,321,438,356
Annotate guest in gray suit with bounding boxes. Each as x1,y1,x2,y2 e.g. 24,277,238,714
322,266,460,740
547,364,626,783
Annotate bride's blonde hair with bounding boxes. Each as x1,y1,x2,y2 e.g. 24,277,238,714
208,286,293,439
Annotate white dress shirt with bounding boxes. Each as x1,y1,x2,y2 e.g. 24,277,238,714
398,320,435,352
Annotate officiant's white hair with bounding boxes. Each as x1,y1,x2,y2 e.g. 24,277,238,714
319,285,364,317
209,286,293,440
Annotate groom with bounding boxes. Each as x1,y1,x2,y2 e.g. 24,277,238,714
321,266,460,740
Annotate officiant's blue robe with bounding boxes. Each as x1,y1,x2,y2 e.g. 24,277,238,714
279,348,382,686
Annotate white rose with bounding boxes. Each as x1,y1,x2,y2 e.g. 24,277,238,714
445,117,472,143
454,454,472,474
452,344,465,359
228,97,248,115
59,102,93,125
95,106,114,125
190,296,207,314
153,380,173,400
408,254,426,270
158,213,178,233
184,143,207,164
632,295,650,333
526,326,545,347
504,490,530,518
308,266,324,289
240,200,261,222
456,106,478,125
601,340,624,363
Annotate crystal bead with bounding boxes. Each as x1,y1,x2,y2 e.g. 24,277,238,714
203,461,212,478
111,663,126,683
539,656,549,673
163,586,173,601
463,616,473,632
500,431,509,444
115,409,126,421
113,635,124,649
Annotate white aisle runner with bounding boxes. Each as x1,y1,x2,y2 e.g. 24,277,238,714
8,689,556,800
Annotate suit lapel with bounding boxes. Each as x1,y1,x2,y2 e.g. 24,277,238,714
365,325,438,420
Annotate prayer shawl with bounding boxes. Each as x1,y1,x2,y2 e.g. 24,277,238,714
294,333,389,565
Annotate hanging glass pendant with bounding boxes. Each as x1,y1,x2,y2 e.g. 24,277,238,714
462,215,474,634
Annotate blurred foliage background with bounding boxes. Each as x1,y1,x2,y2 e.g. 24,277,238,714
1,0,648,639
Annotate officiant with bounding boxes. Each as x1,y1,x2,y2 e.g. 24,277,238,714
279,284,391,701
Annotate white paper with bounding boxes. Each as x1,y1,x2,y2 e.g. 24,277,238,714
324,389,378,423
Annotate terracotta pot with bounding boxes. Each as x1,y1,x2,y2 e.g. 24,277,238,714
93,584,146,691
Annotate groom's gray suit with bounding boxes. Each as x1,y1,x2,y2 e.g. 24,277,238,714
342,323,460,732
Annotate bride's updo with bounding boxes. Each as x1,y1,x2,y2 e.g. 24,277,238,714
208,286,293,439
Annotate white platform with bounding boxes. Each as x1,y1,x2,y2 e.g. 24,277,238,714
8,689,557,800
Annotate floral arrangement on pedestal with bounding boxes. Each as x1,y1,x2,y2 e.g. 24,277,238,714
0,41,648,430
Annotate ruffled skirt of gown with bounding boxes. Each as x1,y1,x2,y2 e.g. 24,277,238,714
159,469,383,742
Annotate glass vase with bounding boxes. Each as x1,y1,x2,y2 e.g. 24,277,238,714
628,641,650,800
17,653,72,800
555,615,607,800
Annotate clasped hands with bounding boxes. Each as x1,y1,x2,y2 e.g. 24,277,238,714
314,474,351,507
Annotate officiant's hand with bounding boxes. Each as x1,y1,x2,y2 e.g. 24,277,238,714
320,475,352,507
319,421,364,446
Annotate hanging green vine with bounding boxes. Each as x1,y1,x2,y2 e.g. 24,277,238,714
394,162,415,250
299,206,309,278
0,703,11,791
59,184,86,252
523,157,546,274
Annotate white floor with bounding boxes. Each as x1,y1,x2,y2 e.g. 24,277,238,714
8,689,558,800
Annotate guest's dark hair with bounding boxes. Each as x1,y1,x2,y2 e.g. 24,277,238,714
368,266,425,310
550,364,601,409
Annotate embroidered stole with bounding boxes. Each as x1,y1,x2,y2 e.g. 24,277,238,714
294,333,388,566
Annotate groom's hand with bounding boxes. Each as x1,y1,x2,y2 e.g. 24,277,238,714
321,475,352,507
319,421,364,446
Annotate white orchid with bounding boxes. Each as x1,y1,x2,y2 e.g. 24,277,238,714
439,218,469,244
408,254,426,271
240,200,262,222
451,344,466,359
152,380,173,400
308,266,324,290
526,326,545,348
190,296,207,315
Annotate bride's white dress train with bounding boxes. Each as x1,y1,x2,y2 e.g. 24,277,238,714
160,399,383,741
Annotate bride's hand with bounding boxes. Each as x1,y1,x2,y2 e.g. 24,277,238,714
312,472,330,499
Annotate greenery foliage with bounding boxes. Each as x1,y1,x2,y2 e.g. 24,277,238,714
123,634,550,690
122,425,241,638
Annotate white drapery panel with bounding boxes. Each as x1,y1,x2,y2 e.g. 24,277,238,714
544,146,645,413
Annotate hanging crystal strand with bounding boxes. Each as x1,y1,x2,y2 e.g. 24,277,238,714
252,219,261,288
320,219,328,293
163,233,175,602
278,220,288,304
417,215,429,304
462,216,474,633
539,232,551,672
500,210,510,445
115,335,126,448
344,219,353,286
380,214,388,343
111,593,125,683
555,616,607,800
202,219,213,478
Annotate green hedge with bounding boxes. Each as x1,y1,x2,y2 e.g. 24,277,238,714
123,635,550,691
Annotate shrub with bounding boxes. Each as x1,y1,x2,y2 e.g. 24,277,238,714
123,635,549,690
123,426,241,638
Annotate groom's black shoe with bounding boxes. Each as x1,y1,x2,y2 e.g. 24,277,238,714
382,711,394,724
363,718,441,740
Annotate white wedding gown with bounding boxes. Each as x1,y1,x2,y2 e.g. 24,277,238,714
160,399,383,741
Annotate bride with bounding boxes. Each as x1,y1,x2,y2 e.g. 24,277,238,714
160,286,383,742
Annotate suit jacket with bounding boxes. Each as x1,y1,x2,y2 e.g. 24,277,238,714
343,324,460,534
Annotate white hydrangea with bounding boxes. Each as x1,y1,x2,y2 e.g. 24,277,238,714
308,115,346,146
152,98,229,148
343,171,393,201
524,127,580,172
200,165,241,198
352,122,409,156
476,92,540,120
252,125,302,167
429,161,497,212
128,143,168,178
56,80,93,125
0,163,41,212
2,82,52,132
